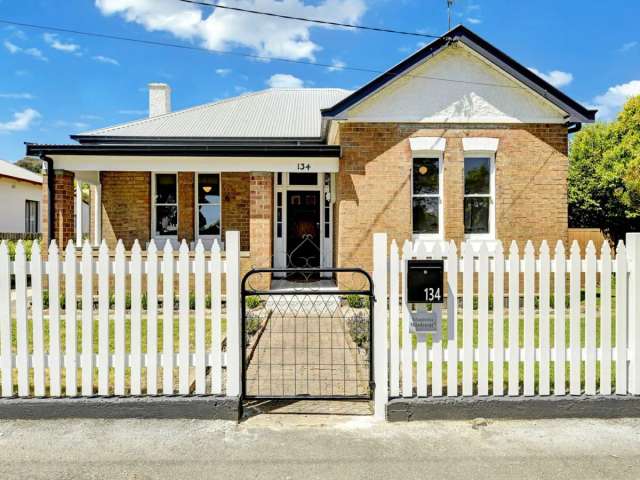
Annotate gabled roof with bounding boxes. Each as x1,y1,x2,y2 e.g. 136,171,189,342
74,88,351,142
0,159,42,185
321,25,596,123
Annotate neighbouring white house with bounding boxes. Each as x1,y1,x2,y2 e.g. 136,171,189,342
0,159,42,237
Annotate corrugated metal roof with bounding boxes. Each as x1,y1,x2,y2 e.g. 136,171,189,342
0,159,42,184
79,88,351,139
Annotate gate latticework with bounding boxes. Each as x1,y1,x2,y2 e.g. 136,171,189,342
242,269,374,400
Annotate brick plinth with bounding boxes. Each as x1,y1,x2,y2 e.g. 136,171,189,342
249,173,273,288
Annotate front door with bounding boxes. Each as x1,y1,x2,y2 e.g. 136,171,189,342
286,190,321,269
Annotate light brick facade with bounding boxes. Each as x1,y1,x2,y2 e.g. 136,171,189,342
249,172,273,268
45,124,569,282
335,122,569,274
101,171,150,249
221,172,250,251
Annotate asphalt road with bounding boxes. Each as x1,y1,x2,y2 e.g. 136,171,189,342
1,415,639,479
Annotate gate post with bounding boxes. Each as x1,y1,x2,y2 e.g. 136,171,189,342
373,233,388,419
627,233,640,394
225,231,242,397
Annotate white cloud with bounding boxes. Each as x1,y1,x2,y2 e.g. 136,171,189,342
467,17,482,25
590,80,640,120
43,33,81,53
95,0,366,61
267,73,304,88
327,59,346,72
92,55,120,65
216,68,232,76
0,93,34,99
4,40,48,61
528,67,574,88
620,41,638,53
0,108,41,132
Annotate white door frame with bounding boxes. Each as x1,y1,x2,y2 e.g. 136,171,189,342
273,172,333,273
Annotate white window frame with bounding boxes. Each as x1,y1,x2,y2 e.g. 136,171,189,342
411,154,444,241
463,152,496,241
151,172,179,244
194,172,222,245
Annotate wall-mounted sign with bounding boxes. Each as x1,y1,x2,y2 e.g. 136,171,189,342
407,260,444,304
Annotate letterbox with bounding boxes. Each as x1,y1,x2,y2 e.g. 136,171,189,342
406,260,444,304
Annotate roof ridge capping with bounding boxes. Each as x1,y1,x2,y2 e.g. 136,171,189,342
321,24,597,123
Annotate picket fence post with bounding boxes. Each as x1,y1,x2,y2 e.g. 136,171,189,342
225,231,241,398
0,241,11,397
628,233,640,395
373,233,388,419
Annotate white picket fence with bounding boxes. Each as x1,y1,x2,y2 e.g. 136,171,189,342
0,231,241,398
373,232,640,413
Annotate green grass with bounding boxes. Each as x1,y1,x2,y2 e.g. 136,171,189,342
395,299,619,394
7,312,227,396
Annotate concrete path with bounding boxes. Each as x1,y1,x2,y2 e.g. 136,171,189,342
1,416,639,478
245,296,370,398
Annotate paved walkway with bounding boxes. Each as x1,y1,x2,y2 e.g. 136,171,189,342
1,417,639,479
245,295,370,398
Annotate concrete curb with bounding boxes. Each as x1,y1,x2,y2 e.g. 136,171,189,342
0,395,240,420
387,395,640,421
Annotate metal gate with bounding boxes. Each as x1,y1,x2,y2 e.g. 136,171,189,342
241,268,374,400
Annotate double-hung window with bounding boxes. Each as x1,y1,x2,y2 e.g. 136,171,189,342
25,200,39,233
464,156,494,237
412,157,442,236
153,173,178,240
196,173,221,240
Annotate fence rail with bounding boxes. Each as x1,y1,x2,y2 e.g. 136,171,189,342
378,234,640,403
0,231,241,398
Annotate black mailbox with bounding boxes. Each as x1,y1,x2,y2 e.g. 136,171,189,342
407,260,444,304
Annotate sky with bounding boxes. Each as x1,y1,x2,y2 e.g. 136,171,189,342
0,0,639,161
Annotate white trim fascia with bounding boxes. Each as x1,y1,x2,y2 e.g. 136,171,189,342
462,137,499,152
51,155,339,173
409,137,446,155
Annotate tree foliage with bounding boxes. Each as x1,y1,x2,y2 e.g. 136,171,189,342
569,95,640,244
15,156,43,174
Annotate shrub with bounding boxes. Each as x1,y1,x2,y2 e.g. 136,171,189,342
345,294,369,309
246,314,262,335
6,239,34,261
246,295,262,309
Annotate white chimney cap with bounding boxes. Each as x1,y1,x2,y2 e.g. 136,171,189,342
148,83,171,118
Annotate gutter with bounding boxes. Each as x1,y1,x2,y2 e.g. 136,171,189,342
568,122,582,134
26,143,341,158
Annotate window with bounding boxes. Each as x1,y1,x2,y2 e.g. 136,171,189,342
25,200,38,233
196,173,221,238
464,156,493,236
153,173,178,238
412,157,441,236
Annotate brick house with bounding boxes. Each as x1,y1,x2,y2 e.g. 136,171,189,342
28,26,595,280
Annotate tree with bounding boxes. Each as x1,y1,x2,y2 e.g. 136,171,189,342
15,156,43,174
568,95,640,244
